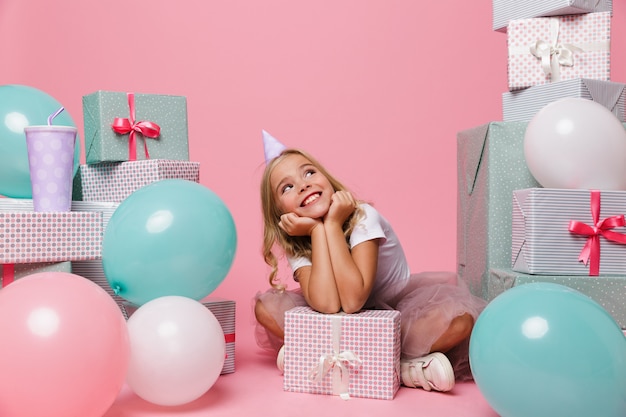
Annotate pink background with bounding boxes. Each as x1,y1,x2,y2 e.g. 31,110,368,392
1,0,625,332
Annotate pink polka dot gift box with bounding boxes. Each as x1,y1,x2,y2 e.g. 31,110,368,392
507,12,611,91
284,306,401,400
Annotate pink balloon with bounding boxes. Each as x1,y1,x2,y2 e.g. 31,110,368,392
126,296,225,406
524,97,626,190
0,272,130,417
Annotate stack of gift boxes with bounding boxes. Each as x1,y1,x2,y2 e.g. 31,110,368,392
0,91,236,374
458,0,626,329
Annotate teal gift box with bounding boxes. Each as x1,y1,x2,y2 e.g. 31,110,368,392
456,122,540,299
1,261,71,288
489,268,626,328
83,91,189,164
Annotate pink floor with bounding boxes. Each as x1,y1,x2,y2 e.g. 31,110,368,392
102,320,499,417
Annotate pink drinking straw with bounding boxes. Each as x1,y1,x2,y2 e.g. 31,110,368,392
47,107,65,125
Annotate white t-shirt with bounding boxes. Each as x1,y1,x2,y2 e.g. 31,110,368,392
287,203,411,305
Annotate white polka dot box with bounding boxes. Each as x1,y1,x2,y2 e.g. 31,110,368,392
79,159,200,203
456,122,541,300
121,298,237,375
0,261,71,288
489,268,626,328
512,188,626,276
83,91,189,165
506,12,611,91
492,0,612,32
0,206,103,264
283,306,401,400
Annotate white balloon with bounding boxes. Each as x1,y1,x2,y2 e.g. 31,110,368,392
524,97,626,190
126,296,225,406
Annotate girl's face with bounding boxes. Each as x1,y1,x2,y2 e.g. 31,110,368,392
270,153,335,219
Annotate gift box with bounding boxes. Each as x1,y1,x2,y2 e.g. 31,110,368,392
83,91,189,164
503,78,626,122
79,159,200,202
512,188,626,276
0,210,103,264
489,268,626,328
493,0,612,32
283,306,401,400
457,122,541,299
120,298,236,375
507,12,611,91
1,261,71,287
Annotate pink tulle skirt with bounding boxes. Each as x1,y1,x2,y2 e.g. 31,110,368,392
253,271,486,381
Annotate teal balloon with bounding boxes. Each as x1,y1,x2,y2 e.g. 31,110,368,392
102,179,237,306
0,84,81,198
470,283,626,417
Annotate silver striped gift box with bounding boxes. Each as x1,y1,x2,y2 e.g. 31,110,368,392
122,298,236,375
493,0,612,32
512,188,626,275
502,79,626,122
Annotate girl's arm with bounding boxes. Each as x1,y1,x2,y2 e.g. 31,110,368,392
322,191,379,313
279,214,342,313
324,219,379,314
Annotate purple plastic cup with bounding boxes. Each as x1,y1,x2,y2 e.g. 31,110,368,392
24,125,77,211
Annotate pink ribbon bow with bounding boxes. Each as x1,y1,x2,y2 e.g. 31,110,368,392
111,93,161,161
568,190,626,276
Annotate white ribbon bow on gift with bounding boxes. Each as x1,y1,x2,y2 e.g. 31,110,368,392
529,19,583,82
307,314,362,400
308,351,362,400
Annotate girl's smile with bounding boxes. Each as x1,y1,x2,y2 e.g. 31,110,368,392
270,154,334,218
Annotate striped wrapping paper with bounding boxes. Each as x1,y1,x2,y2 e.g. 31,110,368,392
493,0,612,32
502,78,626,122
512,188,626,275
122,298,236,375
284,306,401,400
79,159,200,203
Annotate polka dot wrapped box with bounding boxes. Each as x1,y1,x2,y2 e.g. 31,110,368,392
0,210,103,264
507,12,611,91
0,261,71,288
83,91,189,164
283,306,401,400
79,159,200,203
456,122,541,299
489,268,626,328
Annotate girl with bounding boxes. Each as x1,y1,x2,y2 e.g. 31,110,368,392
254,135,486,392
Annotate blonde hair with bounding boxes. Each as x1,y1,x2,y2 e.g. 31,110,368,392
260,149,364,290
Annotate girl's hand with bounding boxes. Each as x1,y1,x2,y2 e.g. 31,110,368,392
325,191,356,225
279,213,322,236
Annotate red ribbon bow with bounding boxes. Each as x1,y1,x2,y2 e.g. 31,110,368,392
111,93,161,161
568,190,626,276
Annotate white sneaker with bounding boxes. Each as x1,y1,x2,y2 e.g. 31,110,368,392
401,352,455,392
276,345,285,374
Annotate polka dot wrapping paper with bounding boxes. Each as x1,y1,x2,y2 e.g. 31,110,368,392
283,306,401,400
456,122,541,299
0,211,103,264
507,12,611,91
79,159,200,203
0,261,71,288
83,91,189,164
489,268,626,329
